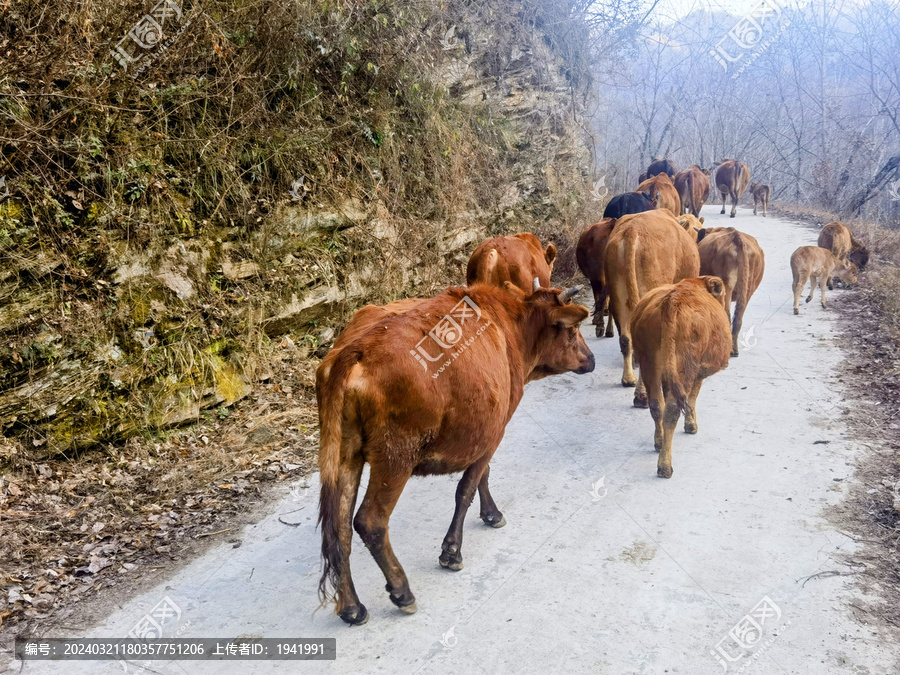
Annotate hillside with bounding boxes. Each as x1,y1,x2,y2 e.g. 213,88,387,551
0,0,595,460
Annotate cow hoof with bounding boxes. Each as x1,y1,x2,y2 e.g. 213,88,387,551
731,350,739,357
793,308,799,315
482,514,507,528
730,214,736,219
397,601,418,615
439,557,464,571
633,395,649,409
622,379,637,388
657,466,673,479
339,604,369,626
805,297,811,303
605,330,615,338
595,325,604,338
684,422,698,434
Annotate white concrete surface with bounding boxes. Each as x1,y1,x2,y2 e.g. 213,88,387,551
15,207,899,674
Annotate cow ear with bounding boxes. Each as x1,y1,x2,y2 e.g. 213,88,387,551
677,217,691,231
699,217,705,225
504,281,527,299
696,228,707,243
704,276,725,298
550,304,589,328
544,243,557,267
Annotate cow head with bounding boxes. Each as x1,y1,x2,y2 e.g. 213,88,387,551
834,259,859,285
677,214,706,243
512,279,594,381
700,275,728,310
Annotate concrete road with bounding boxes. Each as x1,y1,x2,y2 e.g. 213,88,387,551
15,207,899,674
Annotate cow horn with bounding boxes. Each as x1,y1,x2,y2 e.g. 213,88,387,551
533,277,541,292
559,286,582,303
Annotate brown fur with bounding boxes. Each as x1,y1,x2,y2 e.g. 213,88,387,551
750,183,770,216
817,221,852,259
698,227,765,356
316,281,593,624
636,173,682,215
715,159,751,218
673,165,711,217
631,276,732,478
790,246,858,314
575,218,617,338
603,209,703,392
466,233,557,293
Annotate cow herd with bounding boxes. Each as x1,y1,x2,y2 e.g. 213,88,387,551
314,157,867,625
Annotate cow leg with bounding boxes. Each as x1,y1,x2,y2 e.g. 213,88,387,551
590,281,603,336
604,296,616,338
332,455,366,625
819,274,829,309
617,309,638,386
730,191,738,218
720,191,726,214
684,378,703,434
753,199,758,216
763,199,768,217
658,387,680,479
477,465,506,528
634,371,649,408
645,367,665,452
806,274,817,304
353,463,417,614
731,294,744,357
440,460,490,571
792,272,807,314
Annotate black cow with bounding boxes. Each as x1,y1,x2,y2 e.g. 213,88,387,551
603,192,655,219
647,159,678,179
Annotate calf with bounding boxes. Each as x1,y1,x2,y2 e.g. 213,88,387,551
790,246,858,315
604,209,703,397
698,227,765,356
817,221,865,290
750,183,770,216
631,276,732,478
317,278,593,624
603,191,655,219
637,173,682,215
467,233,556,293
576,217,617,337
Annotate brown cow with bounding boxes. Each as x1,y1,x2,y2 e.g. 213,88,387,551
631,276,732,478
817,221,866,290
576,218,617,338
750,183,770,216
790,246,858,315
317,279,593,624
466,233,557,292
673,165,711,217
604,209,703,395
698,227,765,356
637,173,682,215
715,159,751,218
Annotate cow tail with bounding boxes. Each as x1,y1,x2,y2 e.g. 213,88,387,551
626,232,640,312
474,248,500,286
661,299,689,415
317,351,358,607
732,230,749,336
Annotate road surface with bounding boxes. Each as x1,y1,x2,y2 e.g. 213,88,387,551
15,207,899,674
